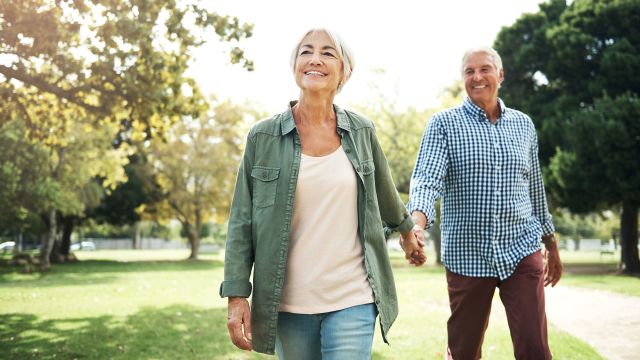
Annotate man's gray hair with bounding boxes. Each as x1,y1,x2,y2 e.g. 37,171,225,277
461,46,503,75
290,28,354,93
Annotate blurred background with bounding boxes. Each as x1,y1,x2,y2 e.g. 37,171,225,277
0,1,639,358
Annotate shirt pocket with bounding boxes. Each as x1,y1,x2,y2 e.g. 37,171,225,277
251,166,280,208
358,159,376,200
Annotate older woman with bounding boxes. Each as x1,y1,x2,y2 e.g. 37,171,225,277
220,28,426,359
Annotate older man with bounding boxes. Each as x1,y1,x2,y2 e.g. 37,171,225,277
406,47,563,359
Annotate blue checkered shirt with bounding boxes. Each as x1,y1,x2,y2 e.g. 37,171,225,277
408,97,554,280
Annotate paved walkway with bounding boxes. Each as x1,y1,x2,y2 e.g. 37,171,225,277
545,286,640,360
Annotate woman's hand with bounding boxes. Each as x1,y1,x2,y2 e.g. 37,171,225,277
399,226,427,266
227,297,253,351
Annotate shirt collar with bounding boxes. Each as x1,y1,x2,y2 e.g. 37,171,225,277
280,100,351,135
462,96,506,122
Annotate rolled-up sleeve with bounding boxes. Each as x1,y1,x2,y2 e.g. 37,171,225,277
220,132,256,298
528,126,555,235
370,128,414,233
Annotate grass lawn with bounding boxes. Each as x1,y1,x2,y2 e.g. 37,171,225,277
0,248,625,359
558,250,640,297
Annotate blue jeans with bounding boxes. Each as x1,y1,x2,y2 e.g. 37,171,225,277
275,303,377,360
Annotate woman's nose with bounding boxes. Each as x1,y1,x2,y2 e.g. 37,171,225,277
308,52,322,65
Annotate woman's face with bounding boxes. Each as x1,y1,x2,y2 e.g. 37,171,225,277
294,31,343,95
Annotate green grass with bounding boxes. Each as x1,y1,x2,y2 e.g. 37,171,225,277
558,250,640,297
0,249,619,359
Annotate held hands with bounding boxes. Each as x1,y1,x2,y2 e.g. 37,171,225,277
227,297,253,351
399,224,427,266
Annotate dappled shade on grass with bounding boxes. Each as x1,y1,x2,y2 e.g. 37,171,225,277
0,250,613,359
0,305,253,359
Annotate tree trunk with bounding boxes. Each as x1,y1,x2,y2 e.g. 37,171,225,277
181,219,201,260
620,201,640,274
39,209,57,271
188,232,201,260
431,201,442,265
187,210,202,260
133,221,142,249
60,216,73,259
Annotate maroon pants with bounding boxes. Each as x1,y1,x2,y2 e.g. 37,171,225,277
446,252,551,360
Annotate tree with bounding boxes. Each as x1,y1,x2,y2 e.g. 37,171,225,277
0,0,253,268
355,69,434,196
146,100,255,259
494,0,640,273
89,155,164,249
0,119,50,238
1,0,253,133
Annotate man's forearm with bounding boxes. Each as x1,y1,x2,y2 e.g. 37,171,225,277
411,211,428,230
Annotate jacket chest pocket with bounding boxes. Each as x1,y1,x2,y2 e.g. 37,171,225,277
357,159,375,199
251,166,280,208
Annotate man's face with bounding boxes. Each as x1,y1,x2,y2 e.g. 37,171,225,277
463,52,504,108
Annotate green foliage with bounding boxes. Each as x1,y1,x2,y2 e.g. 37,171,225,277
553,209,619,241
495,0,640,208
0,120,51,232
144,100,259,257
80,218,136,238
89,155,161,226
548,93,640,211
355,70,435,195
0,0,253,266
495,0,640,271
0,0,253,134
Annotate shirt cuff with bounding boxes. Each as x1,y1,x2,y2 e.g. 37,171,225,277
541,221,555,236
408,205,435,230
219,280,252,298
391,214,414,234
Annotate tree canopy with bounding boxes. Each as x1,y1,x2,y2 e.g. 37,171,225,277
0,0,253,268
495,0,640,272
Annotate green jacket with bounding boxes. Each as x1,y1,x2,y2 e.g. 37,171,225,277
220,102,414,355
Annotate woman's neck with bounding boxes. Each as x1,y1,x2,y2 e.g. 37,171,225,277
294,93,336,126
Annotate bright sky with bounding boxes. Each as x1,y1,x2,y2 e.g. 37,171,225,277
190,0,545,114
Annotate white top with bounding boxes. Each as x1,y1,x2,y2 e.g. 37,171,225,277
278,146,374,313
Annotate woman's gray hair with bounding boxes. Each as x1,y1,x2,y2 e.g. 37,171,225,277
290,28,354,93
460,46,503,75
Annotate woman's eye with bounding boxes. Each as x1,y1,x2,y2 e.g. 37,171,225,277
299,50,311,55
323,52,336,57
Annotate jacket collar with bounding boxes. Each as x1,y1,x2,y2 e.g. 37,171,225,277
281,101,351,135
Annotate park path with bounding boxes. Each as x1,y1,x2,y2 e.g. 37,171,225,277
544,285,640,360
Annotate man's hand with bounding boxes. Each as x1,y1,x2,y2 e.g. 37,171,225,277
400,225,426,266
542,234,563,287
227,297,253,351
